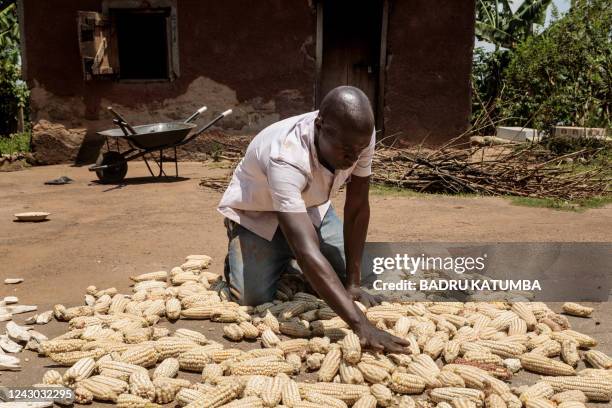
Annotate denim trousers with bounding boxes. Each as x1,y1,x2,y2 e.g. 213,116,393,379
223,207,346,306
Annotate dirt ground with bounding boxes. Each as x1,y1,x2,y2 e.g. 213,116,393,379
1,162,611,403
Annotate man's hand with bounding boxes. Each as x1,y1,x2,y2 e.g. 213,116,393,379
346,286,383,307
354,321,411,354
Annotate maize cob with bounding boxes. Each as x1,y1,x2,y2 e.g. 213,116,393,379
358,361,390,384
519,382,555,402
184,382,244,408
124,328,153,344
98,360,148,376
524,397,555,408
48,348,106,366
429,387,485,406
304,354,324,373
238,321,259,339
175,388,207,406
151,379,182,404
583,350,612,369
260,375,284,407
394,316,412,337
278,339,309,355
550,390,588,404
424,335,445,360
339,361,365,384
316,307,338,320
397,395,417,408
436,371,466,388
230,359,294,376
551,330,597,348
389,372,426,394
318,345,342,382
164,298,181,320
499,392,521,408
508,318,527,336
304,391,347,408
63,357,96,387
370,383,393,407
353,394,377,408
286,352,302,374
40,339,87,355
561,303,593,318
42,369,64,385
297,382,370,404
308,336,330,354
531,340,561,358
150,357,178,379
293,402,321,408
120,344,159,368
444,340,461,363
339,332,361,364
279,319,312,338
218,397,264,408
178,347,214,371
557,402,586,408
484,394,506,408
173,328,209,345
436,403,454,408
520,353,575,376
474,340,526,358
451,398,477,408
261,328,281,348
202,363,225,383
463,351,503,365
130,271,168,282
75,386,94,404
129,371,156,401
87,375,129,394
541,376,612,402
117,393,161,408
223,324,244,341
280,379,302,407
510,303,537,328
79,378,119,402
560,340,580,367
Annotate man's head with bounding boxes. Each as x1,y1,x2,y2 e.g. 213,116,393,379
315,86,374,170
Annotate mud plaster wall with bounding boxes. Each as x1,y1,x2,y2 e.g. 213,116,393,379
384,0,475,146
22,0,316,163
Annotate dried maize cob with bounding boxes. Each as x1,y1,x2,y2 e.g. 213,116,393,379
370,383,393,407
520,353,575,376
430,387,485,406
452,398,477,408
40,339,87,355
129,371,156,401
117,393,161,408
583,350,612,369
389,372,426,394
286,353,302,374
261,328,281,348
87,375,129,394
218,396,264,408
201,363,224,383
318,345,342,382
175,388,207,407
436,371,466,388
75,386,94,404
308,336,330,354
339,361,365,384
152,357,179,379
353,394,377,408
42,369,64,385
424,335,445,360
184,382,244,408
551,330,597,348
524,397,555,408
474,340,526,358
229,359,294,376
304,391,347,408
63,357,96,387
280,319,312,338
531,340,561,358
79,378,119,402
557,402,586,408
178,346,214,371
260,375,284,407
238,321,259,339
541,376,612,402
358,361,390,384
339,332,361,364
561,303,593,318
484,394,506,408
120,344,159,368
560,340,580,367
397,395,417,408
223,324,244,341
297,382,370,404
550,390,587,404
444,340,460,363
519,382,555,402
306,353,325,371
164,298,181,320
48,348,106,366
278,339,309,355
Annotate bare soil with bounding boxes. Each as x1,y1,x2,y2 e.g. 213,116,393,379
1,162,610,402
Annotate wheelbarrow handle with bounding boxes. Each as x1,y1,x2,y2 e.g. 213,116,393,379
178,109,233,147
108,107,137,135
184,106,208,124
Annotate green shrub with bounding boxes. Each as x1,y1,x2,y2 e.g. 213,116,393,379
0,131,30,154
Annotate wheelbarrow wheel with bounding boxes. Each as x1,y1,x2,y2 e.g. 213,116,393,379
95,151,128,184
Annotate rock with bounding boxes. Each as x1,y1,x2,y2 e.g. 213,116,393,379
31,120,87,164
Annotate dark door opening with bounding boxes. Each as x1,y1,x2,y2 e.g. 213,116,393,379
113,8,170,80
318,0,384,125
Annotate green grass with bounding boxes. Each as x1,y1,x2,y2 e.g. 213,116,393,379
0,132,30,155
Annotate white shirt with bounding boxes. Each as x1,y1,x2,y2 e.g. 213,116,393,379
217,111,375,241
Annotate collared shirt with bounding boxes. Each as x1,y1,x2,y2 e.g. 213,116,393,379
217,110,375,241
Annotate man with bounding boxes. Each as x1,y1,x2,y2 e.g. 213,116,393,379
218,86,408,352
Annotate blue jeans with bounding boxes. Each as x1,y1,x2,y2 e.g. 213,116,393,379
223,207,346,306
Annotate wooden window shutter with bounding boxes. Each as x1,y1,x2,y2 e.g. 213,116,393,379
77,11,118,80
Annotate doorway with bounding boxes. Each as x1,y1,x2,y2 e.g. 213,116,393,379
316,0,387,127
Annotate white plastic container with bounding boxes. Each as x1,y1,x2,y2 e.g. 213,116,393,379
496,126,540,142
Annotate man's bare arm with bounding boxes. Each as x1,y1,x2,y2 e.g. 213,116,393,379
343,174,382,306
277,211,409,353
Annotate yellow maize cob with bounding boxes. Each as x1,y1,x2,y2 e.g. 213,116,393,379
261,328,281,348
238,321,260,339
541,376,612,402
40,339,87,355
304,391,347,408
463,350,503,365
353,394,377,408
370,383,392,407
429,387,485,406
550,390,587,404
583,350,612,369
484,394,507,408
63,357,96,387
74,386,94,404
223,324,244,341
120,344,159,368
174,328,209,345
181,305,219,319
98,360,148,376
436,371,466,388
339,361,364,384
281,379,302,407
48,348,106,366
308,336,330,354
278,339,309,355
358,361,390,384
261,375,284,407
389,372,426,394
339,332,361,364
520,353,575,376
474,340,526,358
129,371,156,401
297,382,370,404
175,388,207,407
318,345,342,382
130,270,168,282
152,357,179,379
577,368,612,381
230,360,294,376
561,303,593,318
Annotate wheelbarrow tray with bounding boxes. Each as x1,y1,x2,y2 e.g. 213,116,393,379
97,122,197,150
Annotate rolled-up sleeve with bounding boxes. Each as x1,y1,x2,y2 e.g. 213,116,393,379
351,130,376,177
267,159,308,212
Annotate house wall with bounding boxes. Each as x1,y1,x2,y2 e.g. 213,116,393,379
20,0,475,164
384,0,475,145
21,0,316,163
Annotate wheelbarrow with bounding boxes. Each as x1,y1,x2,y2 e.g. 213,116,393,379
89,106,232,183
